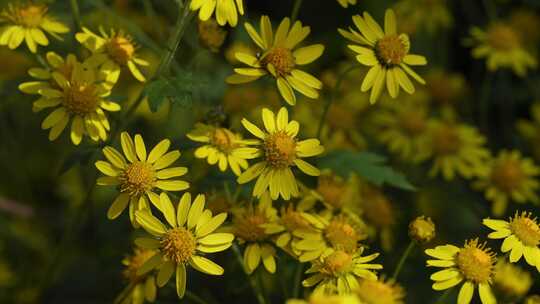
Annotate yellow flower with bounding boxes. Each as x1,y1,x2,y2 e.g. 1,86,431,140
76,27,149,84
337,0,357,8
492,260,532,300
469,22,537,77
408,216,436,244
483,211,540,272
339,9,427,104
517,102,540,160
190,0,244,27
287,290,361,304
474,150,540,216
294,212,367,262
425,69,467,107
95,132,189,225
371,95,430,163
232,192,278,274
226,16,325,105
354,278,405,304
425,239,497,304
236,107,324,200
425,119,490,180
0,2,69,53
357,183,396,251
18,52,120,145
509,9,540,48
393,0,453,34
197,18,227,52
134,192,234,299
302,248,382,294
187,123,253,176
120,248,158,304
303,170,360,213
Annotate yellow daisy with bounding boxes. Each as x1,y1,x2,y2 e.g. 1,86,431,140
337,0,357,8
492,260,532,300
302,248,382,295
76,27,149,84
287,290,361,304
358,184,397,251
190,0,244,27
393,0,453,35
134,192,234,299
236,107,324,200
468,22,537,77
294,212,367,262
18,52,120,145
425,69,467,107
232,192,278,274
483,212,540,272
425,119,490,180
354,278,405,304
197,18,227,53
425,239,497,304
0,2,69,53
187,123,253,176
226,16,325,105
95,132,189,225
303,170,361,213
120,248,158,304
474,150,540,216
517,102,540,160
339,9,427,104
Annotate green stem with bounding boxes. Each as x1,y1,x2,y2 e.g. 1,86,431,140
232,244,267,304
185,291,210,304
290,0,303,22
316,65,360,139
113,282,136,304
70,0,82,30
391,241,415,281
291,262,303,298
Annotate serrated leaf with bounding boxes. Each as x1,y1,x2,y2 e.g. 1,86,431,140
317,150,416,191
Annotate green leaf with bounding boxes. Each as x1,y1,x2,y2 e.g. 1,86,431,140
317,150,416,191
144,73,194,112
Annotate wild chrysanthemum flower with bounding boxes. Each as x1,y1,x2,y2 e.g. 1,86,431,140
95,132,189,225
18,52,120,145
517,102,540,160
305,170,360,213
287,290,361,304
426,120,490,180
408,216,436,244
425,69,467,107
262,203,315,253
134,193,233,299
197,18,227,52
339,9,427,104
425,239,497,304
294,213,367,262
226,16,325,105
190,0,244,27
337,0,357,8
236,107,324,200
0,2,69,53
393,0,453,34
483,212,540,272
468,23,537,77
187,123,252,176
302,248,382,294
232,193,278,274
371,96,430,163
354,278,405,304
492,260,532,300
120,248,158,304
474,150,539,216
76,27,149,84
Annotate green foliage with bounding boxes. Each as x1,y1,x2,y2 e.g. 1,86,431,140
144,73,194,112
318,150,416,191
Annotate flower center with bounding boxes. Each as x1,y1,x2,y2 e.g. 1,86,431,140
233,212,268,242
510,215,540,247
107,36,135,65
120,161,156,197
317,174,346,209
490,159,524,192
281,206,311,231
399,110,427,135
263,131,297,168
321,250,353,275
356,280,404,304
375,35,408,66
62,84,99,115
122,249,155,283
262,47,295,76
8,4,46,27
324,218,362,252
456,240,495,284
211,128,238,153
431,124,461,155
487,24,521,51
161,228,196,264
